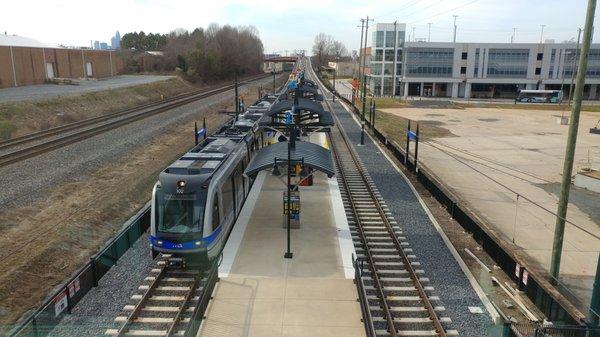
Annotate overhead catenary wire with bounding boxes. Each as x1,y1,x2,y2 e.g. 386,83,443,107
407,0,481,25
423,140,600,242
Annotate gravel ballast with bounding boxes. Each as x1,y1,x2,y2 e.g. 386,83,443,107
0,77,273,210
47,233,155,337
328,97,496,336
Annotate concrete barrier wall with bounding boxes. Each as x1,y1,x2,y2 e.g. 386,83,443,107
0,46,124,88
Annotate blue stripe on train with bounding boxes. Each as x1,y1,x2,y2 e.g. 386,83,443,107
150,225,222,250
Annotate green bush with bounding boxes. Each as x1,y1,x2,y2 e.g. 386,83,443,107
0,121,16,140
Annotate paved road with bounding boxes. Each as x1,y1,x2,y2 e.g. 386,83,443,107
0,75,174,103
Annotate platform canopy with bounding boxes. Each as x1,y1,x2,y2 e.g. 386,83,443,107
258,98,333,128
244,140,335,178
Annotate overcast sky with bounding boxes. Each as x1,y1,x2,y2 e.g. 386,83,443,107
1,0,597,54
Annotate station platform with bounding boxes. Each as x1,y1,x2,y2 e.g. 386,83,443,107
197,168,364,337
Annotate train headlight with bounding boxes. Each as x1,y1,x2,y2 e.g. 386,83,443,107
177,180,186,188
195,241,202,246
156,240,163,246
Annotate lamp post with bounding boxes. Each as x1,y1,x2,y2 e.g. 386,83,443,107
272,70,276,93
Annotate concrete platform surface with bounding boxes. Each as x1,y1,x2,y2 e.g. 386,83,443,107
0,75,174,103
198,171,363,337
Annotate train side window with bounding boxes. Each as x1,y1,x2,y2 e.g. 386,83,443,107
222,175,235,220
235,163,244,212
212,195,220,231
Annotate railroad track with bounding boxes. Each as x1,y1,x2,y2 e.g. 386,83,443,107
0,74,270,168
105,257,216,337
315,71,456,336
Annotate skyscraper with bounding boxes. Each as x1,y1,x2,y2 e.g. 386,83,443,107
111,31,121,49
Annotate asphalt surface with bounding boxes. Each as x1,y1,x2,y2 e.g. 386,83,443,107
327,96,496,336
0,77,273,211
0,75,174,103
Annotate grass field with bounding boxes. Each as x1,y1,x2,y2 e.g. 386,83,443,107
0,77,195,139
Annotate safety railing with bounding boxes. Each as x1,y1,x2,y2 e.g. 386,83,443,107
7,202,151,337
183,258,219,337
353,256,376,337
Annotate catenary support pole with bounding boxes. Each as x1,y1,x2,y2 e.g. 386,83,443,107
194,122,198,145
550,0,597,280
358,19,365,100
414,123,419,172
405,120,411,165
234,76,239,114
203,117,207,139
361,73,367,145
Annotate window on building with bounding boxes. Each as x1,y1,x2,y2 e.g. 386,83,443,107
405,47,454,78
384,63,394,75
397,31,406,47
385,31,396,47
385,50,395,61
535,67,541,75
537,53,543,61
474,48,480,77
375,49,383,62
460,66,467,74
549,49,556,77
396,64,402,75
375,31,384,48
397,50,403,61
486,49,529,78
371,64,382,76
461,52,468,60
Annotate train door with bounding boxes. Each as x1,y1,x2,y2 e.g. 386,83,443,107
220,173,235,229
234,162,244,214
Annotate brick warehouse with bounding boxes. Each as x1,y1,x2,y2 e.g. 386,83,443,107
0,40,124,89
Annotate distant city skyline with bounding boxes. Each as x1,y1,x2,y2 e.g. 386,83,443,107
0,0,597,54
92,31,120,50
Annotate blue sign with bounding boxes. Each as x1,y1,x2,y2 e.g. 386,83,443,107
407,130,418,141
197,128,206,137
287,81,297,90
285,111,292,125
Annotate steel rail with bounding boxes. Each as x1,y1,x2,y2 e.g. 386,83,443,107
318,67,447,336
166,277,200,337
0,74,270,168
114,264,168,337
329,129,398,337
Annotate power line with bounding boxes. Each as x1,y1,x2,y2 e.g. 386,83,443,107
407,0,481,25
424,141,600,241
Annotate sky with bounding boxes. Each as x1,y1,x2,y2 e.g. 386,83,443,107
0,0,597,54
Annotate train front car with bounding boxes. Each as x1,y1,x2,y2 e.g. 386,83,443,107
150,160,214,268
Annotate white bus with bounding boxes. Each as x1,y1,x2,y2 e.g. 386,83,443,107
516,90,562,103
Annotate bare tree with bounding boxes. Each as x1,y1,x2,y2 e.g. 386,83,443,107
312,33,349,67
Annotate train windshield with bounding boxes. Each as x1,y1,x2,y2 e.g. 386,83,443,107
155,187,206,234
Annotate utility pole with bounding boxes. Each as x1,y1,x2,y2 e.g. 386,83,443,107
453,15,458,42
540,25,546,43
360,15,372,145
568,28,583,106
412,26,416,42
511,28,517,43
392,21,399,97
550,0,597,281
428,23,432,42
358,19,365,101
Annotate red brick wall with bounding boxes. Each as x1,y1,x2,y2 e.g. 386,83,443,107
0,46,124,88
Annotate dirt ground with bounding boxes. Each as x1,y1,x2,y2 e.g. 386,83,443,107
380,105,600,312
0,78,284,329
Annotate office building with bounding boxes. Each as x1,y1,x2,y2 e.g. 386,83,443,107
368,23,600,99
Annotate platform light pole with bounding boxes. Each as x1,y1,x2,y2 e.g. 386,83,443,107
540,25,546,43
357,19,365,100
550,0,597,281
453,15,458,42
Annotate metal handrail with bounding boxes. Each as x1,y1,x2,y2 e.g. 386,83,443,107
353,256,377,337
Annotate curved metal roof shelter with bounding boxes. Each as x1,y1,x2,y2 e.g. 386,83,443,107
244,141,335,178
257,98,334,127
